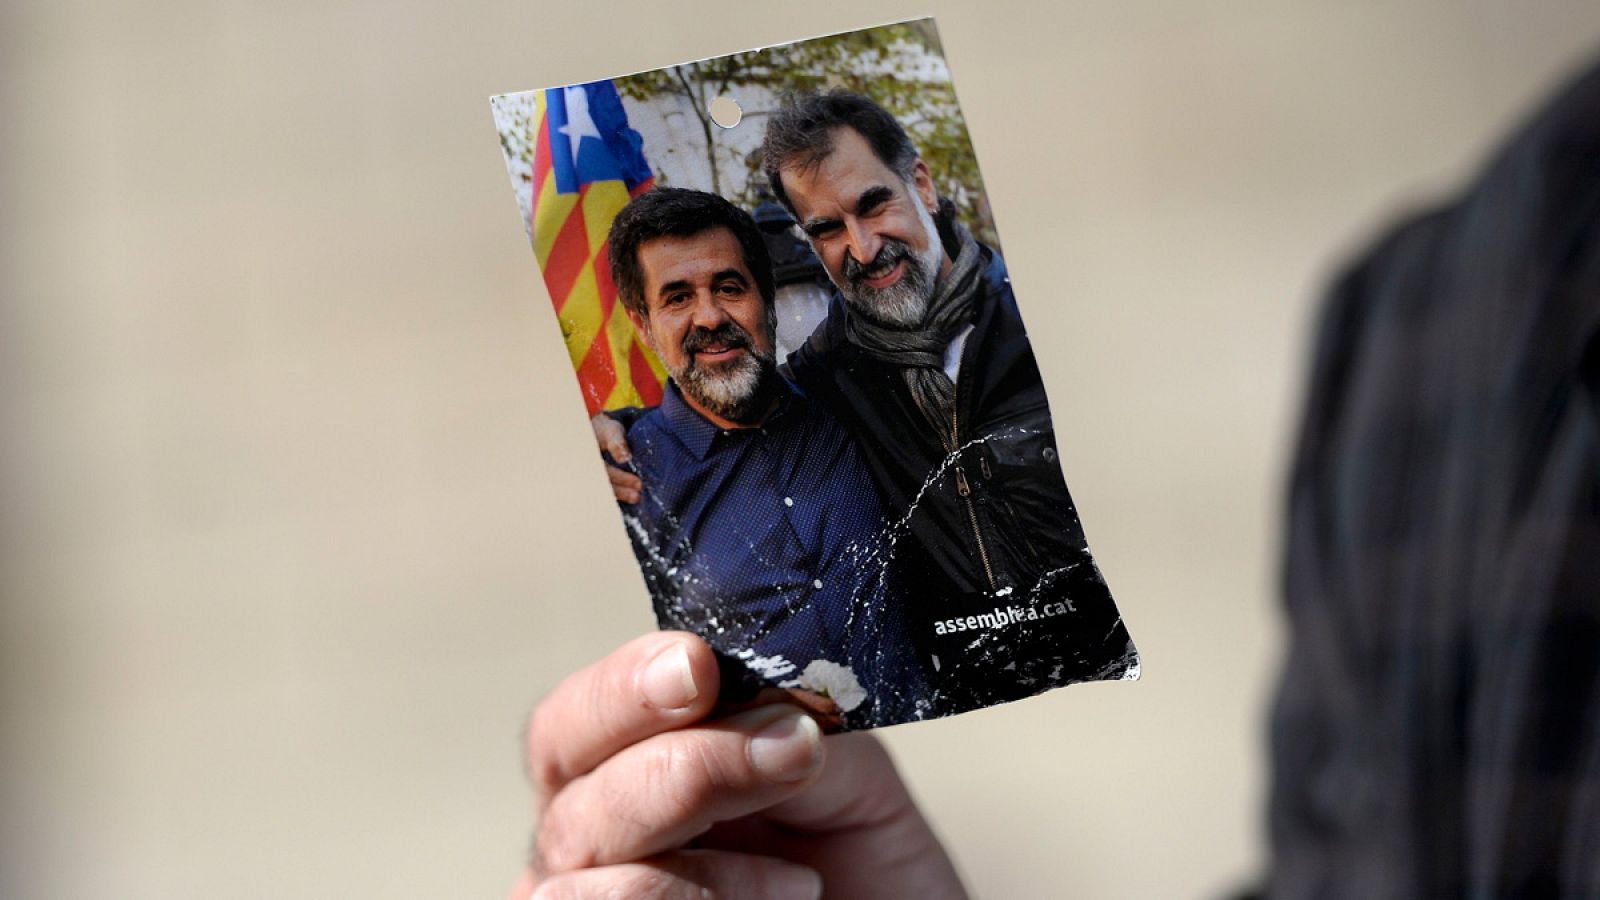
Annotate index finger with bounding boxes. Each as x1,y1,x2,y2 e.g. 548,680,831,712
525,632,721,811
606,464,642,504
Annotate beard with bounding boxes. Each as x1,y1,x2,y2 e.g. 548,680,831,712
671,321,779,425
837,200,946,328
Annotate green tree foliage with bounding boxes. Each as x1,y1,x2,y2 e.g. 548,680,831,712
616,21,999,247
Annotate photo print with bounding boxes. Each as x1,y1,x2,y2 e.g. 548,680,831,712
490,17,1139,731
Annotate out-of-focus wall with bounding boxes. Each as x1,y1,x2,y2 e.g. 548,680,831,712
3,1,1598,897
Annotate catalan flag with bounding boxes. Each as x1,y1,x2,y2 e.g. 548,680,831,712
529,81,663,414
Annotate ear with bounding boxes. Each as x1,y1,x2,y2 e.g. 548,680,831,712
625,306,654,350
910,159,938,215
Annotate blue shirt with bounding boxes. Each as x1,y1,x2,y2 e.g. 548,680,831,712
619,380,928,727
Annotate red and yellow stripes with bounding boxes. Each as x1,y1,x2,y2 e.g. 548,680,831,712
530,90,665,415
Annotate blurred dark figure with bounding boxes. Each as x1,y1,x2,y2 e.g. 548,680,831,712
1268,58,1600,897
750,192,835,359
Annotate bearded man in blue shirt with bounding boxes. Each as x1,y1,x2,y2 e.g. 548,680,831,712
606,186,929,730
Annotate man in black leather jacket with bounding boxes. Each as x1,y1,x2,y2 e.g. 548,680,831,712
764,90,1134,710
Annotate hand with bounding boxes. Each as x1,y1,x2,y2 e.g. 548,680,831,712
512,632,969,899
592,412,642,504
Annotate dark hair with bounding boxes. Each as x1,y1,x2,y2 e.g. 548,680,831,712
761,90,919,214
607,187,776,318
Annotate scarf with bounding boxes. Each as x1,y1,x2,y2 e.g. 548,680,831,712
843,233,984,434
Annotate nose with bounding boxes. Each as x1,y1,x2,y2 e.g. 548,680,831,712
843,217,881,269
688,289,730,330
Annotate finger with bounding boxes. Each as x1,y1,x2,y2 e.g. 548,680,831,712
507,867,535,900
535,705,824,874
592,413,632,463
764,732,911,830
531,850,821,900
525,633,720,811
606,464,642,504
704,734,968,897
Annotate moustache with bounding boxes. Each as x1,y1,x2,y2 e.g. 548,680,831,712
842,239,912,286
680,323,754,363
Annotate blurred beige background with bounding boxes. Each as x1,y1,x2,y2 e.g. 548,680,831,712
4,1,1599,897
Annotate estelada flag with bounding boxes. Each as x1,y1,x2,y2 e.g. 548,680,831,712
530,81,663,414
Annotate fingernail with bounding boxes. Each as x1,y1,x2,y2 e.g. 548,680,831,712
640,643,696,710
747,712,822,782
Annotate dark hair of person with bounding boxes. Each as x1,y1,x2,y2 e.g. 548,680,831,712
607,187,776,318
761,90,919,214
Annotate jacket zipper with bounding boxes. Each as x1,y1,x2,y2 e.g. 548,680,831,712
949,404,997,592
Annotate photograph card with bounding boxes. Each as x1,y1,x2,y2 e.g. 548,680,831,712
491,17,1139,730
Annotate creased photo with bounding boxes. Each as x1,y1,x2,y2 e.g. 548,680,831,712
490,17,1139,730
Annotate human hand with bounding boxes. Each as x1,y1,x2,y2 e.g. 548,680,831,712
592,411,641,504
511,632,968,899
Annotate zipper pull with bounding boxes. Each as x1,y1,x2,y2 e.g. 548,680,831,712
979,453,992,480
955,465,971,497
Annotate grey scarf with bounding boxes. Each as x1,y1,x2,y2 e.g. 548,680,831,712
843,234,984,433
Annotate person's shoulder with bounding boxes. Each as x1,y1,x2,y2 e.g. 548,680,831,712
978,242,1012,294
972,242,1024,327
621,403,665,434
617,407,678,519
779,379,840,431
981,241,1008,274
615,402,674,461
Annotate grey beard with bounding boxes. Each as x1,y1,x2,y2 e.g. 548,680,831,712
838,203,946,328
675,347,778,424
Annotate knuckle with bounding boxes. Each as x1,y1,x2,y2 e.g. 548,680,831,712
523,704,568,800
532,804,592,875
585,661,634,738
641,735,738,819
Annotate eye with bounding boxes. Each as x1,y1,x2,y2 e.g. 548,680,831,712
716,281,746,296
856,186,894,218
803,220,842,240
663,292,690,308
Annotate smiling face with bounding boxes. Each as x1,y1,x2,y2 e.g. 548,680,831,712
625,227,778,428
779,127,951,327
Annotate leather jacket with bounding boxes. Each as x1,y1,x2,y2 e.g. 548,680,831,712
787,244,1135,707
